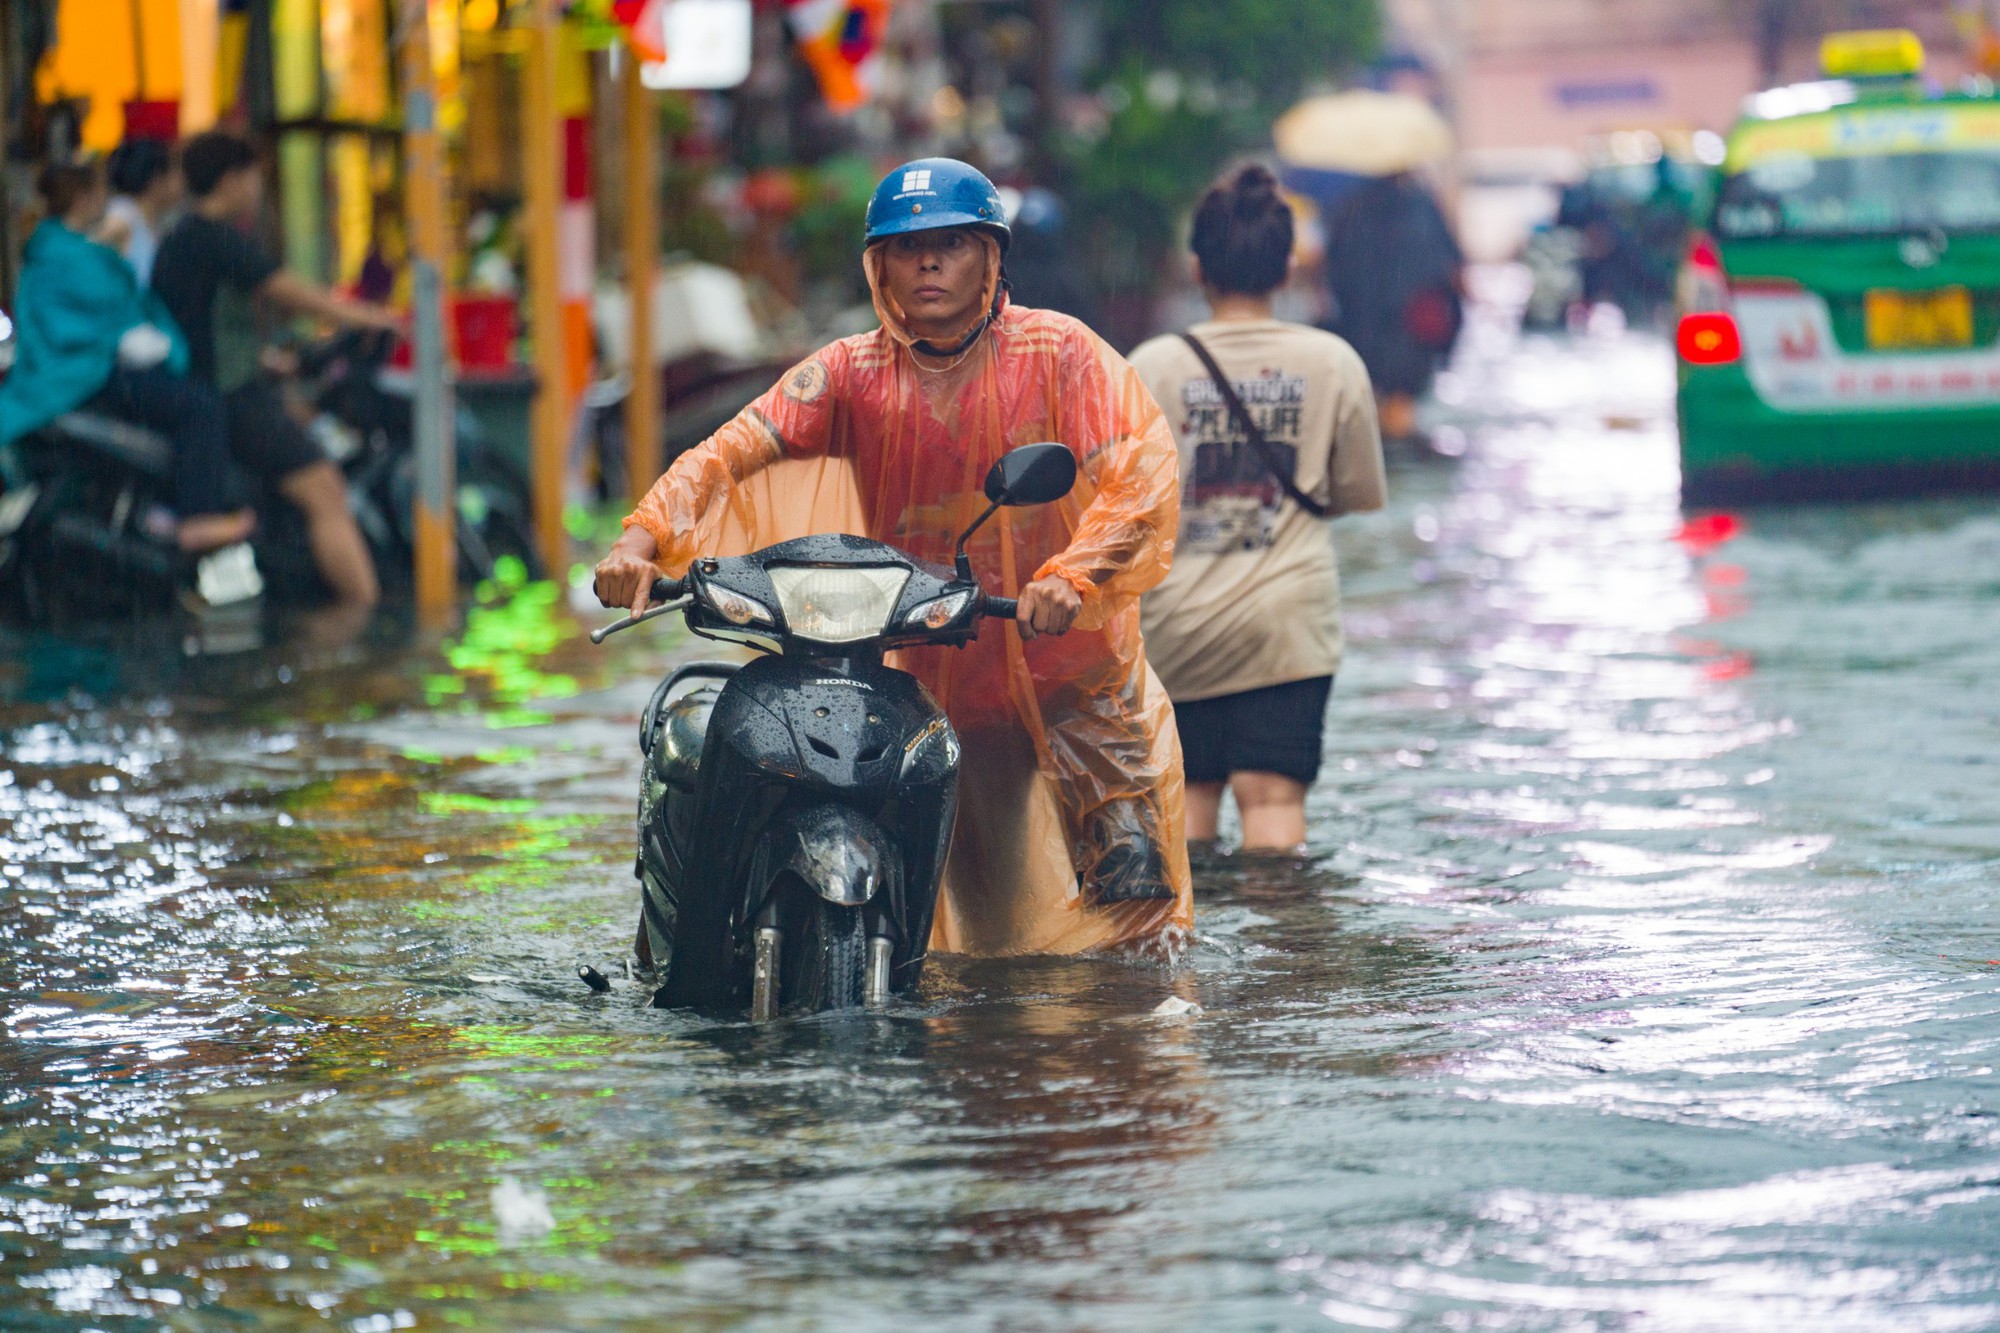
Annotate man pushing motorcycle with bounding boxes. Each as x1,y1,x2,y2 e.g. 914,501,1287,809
594,159,1192,957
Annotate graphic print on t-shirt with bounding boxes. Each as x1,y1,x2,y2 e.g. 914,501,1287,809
1177,368,1307,555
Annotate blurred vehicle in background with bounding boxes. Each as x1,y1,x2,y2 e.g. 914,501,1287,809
1459,147,1576,271
1677,29,2000,504
1522,131,1718,331
0,326,538,625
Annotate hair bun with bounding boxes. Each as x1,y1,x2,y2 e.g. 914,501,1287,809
1190,161,1295,297
1230,163,1282,204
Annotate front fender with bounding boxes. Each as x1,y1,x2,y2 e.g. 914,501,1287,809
750,803,896,910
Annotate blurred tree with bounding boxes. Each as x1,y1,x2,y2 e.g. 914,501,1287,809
1095,0,1380,93
1061,0,1380,344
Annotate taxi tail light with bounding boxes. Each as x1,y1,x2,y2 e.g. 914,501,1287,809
1678,311,1742,366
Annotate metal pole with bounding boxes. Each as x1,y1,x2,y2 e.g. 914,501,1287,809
523,0,569,578
400,0,455,615
620,48,659,504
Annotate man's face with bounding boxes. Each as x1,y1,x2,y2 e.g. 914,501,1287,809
878,227,986,338
217,165,262,218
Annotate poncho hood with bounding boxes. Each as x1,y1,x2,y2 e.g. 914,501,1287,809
862,231,1005,352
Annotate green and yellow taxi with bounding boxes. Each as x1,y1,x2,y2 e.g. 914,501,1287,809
1677,30,2000,503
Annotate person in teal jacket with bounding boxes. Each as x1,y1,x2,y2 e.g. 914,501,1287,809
0,161,250,553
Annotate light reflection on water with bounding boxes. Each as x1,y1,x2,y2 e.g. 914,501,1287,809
8,318,2000,1328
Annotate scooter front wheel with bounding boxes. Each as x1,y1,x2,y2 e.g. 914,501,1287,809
775,891,867,1016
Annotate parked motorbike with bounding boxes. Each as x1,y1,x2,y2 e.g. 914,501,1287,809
292,328,542,596
0,328,539,622
0,407,261,621
593,441,1078,1018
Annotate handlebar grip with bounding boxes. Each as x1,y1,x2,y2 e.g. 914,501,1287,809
983,596,1018,621
651,576,684,602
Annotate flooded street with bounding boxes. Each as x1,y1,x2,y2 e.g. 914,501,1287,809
9,313,2000,1330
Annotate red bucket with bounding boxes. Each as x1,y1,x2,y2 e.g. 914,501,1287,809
452,296,518,370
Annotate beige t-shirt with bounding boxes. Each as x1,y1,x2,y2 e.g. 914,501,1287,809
1130,319,1386,703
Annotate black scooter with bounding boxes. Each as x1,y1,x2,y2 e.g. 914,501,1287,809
0,328,538,622
593,442,1077,1018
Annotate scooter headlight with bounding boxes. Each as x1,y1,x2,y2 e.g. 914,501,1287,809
702,582,776,628
903,589,974,631
767,566,911,644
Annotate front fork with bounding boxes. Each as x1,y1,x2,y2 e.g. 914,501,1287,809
748,899,896,1022
865,936,893,1005
752,924,782,1023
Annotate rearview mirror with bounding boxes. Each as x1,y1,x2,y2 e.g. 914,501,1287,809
984,442,1076,507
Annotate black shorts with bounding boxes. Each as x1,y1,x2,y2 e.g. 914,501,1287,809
223,381,327,483
1174,675,1333,787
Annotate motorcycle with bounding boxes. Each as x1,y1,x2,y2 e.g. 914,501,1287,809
0,328,539,623
592,441,1078,1018
295,329,540,596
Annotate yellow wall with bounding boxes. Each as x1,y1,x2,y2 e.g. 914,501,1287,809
179,0,219,133
36,0,187,150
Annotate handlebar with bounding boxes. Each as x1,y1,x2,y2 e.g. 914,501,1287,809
297,325,399,378
589,575,689,645
592,578,1014,646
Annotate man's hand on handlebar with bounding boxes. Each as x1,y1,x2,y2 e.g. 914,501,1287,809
594,527,666,619
1015,575,1081,641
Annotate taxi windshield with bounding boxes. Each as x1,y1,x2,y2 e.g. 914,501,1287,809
1716,147,2000,239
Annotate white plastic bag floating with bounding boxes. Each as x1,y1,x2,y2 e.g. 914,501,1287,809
490,1177,555,1242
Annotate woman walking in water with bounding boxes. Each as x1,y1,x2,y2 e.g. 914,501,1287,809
1132,164,1387,852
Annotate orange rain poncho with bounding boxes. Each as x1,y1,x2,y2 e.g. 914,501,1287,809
625,238,1191,958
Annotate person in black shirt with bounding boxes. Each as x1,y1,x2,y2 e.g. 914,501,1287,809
153,131,399,608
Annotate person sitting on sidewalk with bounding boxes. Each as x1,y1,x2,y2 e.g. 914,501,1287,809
151,131,400,608
0,160,252,554
1131,163,1387,852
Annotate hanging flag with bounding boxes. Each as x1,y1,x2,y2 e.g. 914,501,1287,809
607,0,669,63
627,0,670,63
785,0,890,113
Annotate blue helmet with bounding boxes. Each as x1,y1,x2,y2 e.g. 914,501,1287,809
864,158,1010,253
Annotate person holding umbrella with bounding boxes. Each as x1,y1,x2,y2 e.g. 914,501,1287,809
1276,91,1464,445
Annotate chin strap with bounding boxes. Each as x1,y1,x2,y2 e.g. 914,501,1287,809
911,317,990,360
911,272,1010,359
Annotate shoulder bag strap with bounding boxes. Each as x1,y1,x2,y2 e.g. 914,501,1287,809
1177,331,1330,519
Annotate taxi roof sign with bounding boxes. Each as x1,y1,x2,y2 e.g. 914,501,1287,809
1821,29,1925,80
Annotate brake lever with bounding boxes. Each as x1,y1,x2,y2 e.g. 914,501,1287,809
590,597,689,645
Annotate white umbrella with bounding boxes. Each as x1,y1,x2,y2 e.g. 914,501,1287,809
1274,90,1453,176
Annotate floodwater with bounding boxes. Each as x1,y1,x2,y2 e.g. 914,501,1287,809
8,311,2000,1332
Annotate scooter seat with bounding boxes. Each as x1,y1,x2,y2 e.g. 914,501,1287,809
43,411,174,478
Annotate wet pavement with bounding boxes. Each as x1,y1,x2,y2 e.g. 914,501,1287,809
8,310,2000,1330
